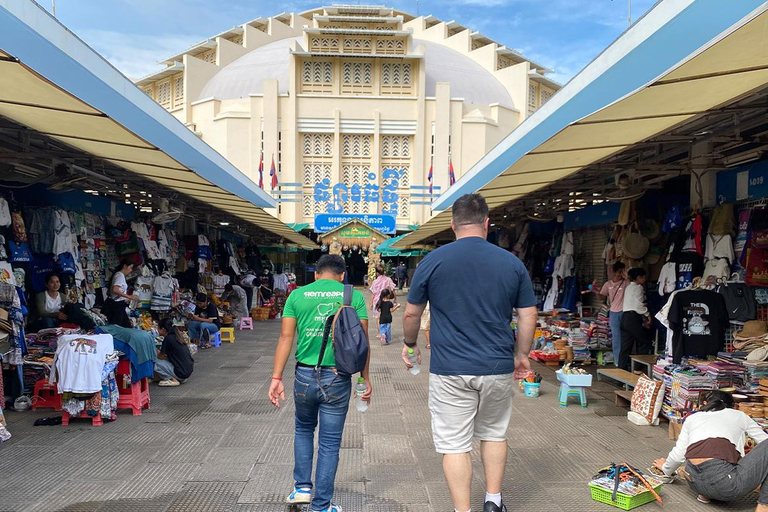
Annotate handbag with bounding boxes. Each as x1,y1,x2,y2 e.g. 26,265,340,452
746,246,768,287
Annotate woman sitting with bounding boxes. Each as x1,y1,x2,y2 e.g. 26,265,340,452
33,274,68,331
654,390,768,510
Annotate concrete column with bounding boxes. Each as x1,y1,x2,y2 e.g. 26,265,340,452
262,79,280,186
690,141,717,208
333,109,341,185
373,110,382,215
285,52,299,223
433,82,451,198
413,48,427,224
249,95,262,182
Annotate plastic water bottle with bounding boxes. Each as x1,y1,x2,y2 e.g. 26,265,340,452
407,348,420,375
355,378,368,412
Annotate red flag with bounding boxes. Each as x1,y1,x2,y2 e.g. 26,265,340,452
270,156,278,190
258,154,264,189
427,162,433,195
449,159,456,186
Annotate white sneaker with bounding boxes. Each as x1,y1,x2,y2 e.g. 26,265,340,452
286,487,312,504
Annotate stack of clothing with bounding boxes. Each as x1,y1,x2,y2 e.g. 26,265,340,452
587,306,612,349
742,361,768,392
671,370,715,410
568,329,590,361
706,361,747,389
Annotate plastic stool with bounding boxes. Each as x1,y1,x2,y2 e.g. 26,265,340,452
239,317,253,330
219,327,235,343
62,409,102,426
559,383,587,408
116,360,150,416
210,331,222,347
32,379,62,411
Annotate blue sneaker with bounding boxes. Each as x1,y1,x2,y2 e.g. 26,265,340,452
311,505,342,512
285,487,311,504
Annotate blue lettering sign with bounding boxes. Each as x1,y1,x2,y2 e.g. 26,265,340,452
314,214,397,234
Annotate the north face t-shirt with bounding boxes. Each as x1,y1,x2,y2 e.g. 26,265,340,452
283,279,368,367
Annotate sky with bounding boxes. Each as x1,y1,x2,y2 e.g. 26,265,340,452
48,0,659,83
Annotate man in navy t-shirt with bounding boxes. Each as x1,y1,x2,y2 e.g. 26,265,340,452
402,193,538,512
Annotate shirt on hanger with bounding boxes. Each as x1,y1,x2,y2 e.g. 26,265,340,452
658,261,677,295
0,197,10,227
668,290,728,363
675,252,704,290
705,234,735,263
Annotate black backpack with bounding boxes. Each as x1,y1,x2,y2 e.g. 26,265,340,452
317,285,368,375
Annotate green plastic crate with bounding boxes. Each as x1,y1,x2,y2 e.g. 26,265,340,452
588,484,663,510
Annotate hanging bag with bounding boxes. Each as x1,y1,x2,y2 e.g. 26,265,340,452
709,203,735,236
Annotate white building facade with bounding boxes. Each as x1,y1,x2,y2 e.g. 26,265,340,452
136,5,560,233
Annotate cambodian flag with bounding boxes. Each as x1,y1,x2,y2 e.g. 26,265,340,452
258,154,264,189
428,163,433,195
270,156,278,190
449,159,456,186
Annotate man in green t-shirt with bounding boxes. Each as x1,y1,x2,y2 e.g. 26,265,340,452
268,255,371,512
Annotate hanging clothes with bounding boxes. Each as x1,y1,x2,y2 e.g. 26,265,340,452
151,274,176,312
668,289,729,364
51,334,115,394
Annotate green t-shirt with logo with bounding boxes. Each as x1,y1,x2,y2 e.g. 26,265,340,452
283,279,368,366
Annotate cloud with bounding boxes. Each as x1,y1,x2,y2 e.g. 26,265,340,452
75,29,203,80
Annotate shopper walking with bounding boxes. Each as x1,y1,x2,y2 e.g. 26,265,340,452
654,390,768,510
370,265,397,332
376,289,399,345
396,262,408,290
593,261,629,367
619,268,652,370
268,255,371,512
402,193,538,512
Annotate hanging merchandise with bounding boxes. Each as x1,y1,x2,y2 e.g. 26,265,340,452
11,211,27,242
617,200,632,226
0,235,5,260
662,205,683,234
0,196,10,227
622,224,650,260
8,240,32,263
702,258,731,282
717,280,757,324
745,245,768,287
708,202,735,236
55,252,76,274
681,213,704,256
30,254,55,293
150,272,176,312
51,334,115,394
734,209,751,269
668,288,729,363
0,262,16,287
675,252,704,290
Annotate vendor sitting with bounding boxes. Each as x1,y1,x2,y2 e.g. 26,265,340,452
653,390,768,510
222,283,248,320
155,319,194,387
33,274,69,331
186,292,220,348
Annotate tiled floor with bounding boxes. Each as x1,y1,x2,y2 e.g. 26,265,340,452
0,296,760,511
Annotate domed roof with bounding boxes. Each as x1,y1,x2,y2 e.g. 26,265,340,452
199,37,514,108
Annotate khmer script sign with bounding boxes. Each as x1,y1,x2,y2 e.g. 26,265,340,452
313,169,401,215
314,214,396,234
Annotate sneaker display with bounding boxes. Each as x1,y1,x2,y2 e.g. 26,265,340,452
285,487,311,504
483,501,507,512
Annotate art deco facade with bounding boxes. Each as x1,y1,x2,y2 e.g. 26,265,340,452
136,5,560,232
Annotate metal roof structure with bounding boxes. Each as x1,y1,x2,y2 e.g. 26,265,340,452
0,0,315,248
394,0,768,248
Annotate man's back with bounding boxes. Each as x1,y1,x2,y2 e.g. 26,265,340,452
283,279,367,367
408,236,537,375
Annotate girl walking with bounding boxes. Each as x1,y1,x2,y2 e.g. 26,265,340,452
376,289,399,345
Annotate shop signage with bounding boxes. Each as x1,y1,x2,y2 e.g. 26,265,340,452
313,169,402,215
314,214,396,234
717,160,768,203
337,225,374,238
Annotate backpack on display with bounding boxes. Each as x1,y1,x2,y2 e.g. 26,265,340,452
318,284,368,376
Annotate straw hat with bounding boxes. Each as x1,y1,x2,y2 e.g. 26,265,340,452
623,231,650,260
747,345,768,362
736,320,768,340
640,219,661,242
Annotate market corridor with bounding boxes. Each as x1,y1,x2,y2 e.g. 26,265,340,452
0,302,757,511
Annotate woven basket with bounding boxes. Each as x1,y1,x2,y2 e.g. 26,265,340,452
252,307,270,321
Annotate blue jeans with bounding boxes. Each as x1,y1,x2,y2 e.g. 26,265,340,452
187,321,218,342
155,359,177,380
609,311,623,365
379,323,392,343
293,366,351,510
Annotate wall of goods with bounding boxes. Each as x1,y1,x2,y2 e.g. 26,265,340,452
0,189,297,440
501,191,768,427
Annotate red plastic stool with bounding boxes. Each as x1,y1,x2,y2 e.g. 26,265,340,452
62,409,103,426
31,379,62,411
116,360,150,416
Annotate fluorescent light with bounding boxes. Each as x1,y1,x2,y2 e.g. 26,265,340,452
219,222,230,226
723,150,763,168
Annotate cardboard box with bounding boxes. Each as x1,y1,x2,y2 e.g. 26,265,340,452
669,421,683,441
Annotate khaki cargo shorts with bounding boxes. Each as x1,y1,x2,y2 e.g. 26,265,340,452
428,373,514,454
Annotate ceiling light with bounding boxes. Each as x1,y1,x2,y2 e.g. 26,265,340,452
723,150,764,168
219,222,230,226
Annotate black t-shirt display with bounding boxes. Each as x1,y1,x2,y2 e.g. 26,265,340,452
674,252,705,290
379,301,394,324
668,290,728,363
161,331,194,380
194,302,221,328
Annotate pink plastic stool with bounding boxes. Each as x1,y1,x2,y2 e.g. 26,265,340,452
239,317,253,330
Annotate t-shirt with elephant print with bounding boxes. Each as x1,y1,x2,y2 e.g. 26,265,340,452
283,279,368,367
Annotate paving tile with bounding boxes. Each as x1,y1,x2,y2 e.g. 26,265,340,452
166,481,245,511
365,434,415,465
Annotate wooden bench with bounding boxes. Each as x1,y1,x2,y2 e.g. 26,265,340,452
630,354,658,377
614,389,634,408
597,368,640,390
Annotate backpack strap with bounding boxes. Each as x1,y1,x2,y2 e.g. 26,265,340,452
343,284,353,307
317,314,335,369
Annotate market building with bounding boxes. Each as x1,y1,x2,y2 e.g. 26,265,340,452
134,5,560,234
